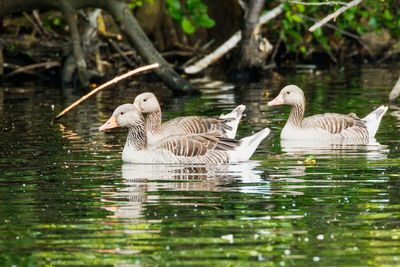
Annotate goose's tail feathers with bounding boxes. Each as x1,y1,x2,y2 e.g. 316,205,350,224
229,127,270,162
362,105,388,138
219,105,246,138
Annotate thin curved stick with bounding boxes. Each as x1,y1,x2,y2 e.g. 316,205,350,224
309,0,363,32
55,63,159,120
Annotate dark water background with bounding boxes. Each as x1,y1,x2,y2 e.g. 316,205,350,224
1,65,400,266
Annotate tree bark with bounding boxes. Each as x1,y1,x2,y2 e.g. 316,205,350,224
227,0,272,81
0,0,195,93
103,0,195,92
183,4,283,75
238,0,267,69
61,2,90,87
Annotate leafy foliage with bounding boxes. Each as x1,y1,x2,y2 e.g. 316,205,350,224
166,0,215,34
268,0,400,60
128,0,154,9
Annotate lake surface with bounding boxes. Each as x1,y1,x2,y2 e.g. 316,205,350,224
1,65,400,266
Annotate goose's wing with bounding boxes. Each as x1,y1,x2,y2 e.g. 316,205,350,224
161,116,232,136
302,113,366,134
153,133,240,157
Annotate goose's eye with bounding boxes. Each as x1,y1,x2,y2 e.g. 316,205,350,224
286,91,290,95
120,112,125,115
143,99,147,102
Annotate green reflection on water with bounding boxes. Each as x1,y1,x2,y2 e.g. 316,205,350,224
1,67,400,266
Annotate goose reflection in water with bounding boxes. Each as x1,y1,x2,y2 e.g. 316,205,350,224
101,162,268,219
280,138,389,160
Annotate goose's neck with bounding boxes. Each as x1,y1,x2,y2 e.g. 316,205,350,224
126,123,147,150
288,103,305,128
144,109,162,136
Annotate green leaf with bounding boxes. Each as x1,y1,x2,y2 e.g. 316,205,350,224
166,0,181,10
313,28,323,38
368,16,378,27
181,19,196,34
288,30,303,42
187,0,203,12
292,14,302,22
194,14,215,28
285,11,293,23
384,10,393,20
169,9,182,20
297,4,305,13
53,17,61,26
282,20,290,31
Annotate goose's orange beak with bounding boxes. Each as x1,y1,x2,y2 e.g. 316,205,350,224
99,116,118,131
133,102,141,112
268,93,284,106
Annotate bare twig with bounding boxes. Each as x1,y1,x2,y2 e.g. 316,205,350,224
5,61,60,77
309,0,363,32
301,14,375,58
271,34,283,62
55,63,159,120
106,38,134,66
286,0,348,6
184,4,284,74
32,10,53,38
22,12,43,36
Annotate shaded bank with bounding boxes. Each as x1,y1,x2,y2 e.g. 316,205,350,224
0,0,195,92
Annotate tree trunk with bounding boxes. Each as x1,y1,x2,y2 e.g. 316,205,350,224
0,0,195,93
238,0,267,69
229,0,272,81
61,2,90,88
103,0,195,93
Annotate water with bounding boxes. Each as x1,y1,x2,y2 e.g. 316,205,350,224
1,65,400,266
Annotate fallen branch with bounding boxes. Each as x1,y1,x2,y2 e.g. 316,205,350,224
4,61,60,77
184,4,284,74
0,0,194,93
389,75,400,102
55,63,159,120
309,0,363,32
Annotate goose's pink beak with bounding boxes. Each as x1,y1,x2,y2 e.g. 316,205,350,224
99,116,118,131
268,93,284,106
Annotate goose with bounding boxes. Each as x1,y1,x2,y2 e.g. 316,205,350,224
267,85,388,140
133,92,245,145
99,103,270,164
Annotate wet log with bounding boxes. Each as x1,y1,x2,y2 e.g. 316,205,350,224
0,0,195,92
389,76,400,102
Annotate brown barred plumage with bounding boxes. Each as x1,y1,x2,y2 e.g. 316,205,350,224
268,85,387,141
100,103,269,164
134,92,243,145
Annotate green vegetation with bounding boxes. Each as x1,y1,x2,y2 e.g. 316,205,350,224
269,0,400,57
128,0,154,9
166,0,215,34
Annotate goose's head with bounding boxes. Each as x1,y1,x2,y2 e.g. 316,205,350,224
133,92,160,114
99,104,144,131
268,85,305,107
